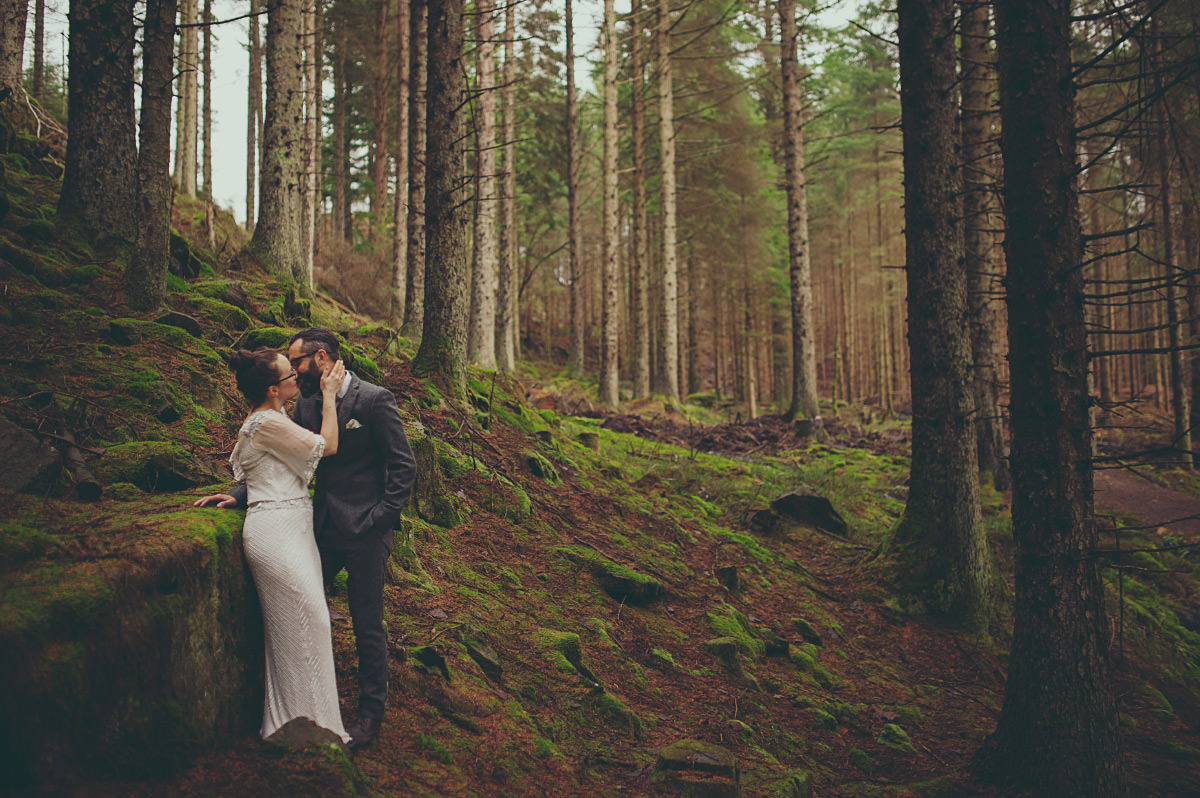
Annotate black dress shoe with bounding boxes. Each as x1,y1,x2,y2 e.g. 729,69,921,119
347,717,381,751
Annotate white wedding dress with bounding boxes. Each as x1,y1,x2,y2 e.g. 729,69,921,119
231,409,350,745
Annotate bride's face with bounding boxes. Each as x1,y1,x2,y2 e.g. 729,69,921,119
273,354,300,403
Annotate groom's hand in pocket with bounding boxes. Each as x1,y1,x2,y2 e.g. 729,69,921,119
193,493,237,508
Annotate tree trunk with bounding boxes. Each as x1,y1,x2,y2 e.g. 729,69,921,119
391,0,411,329
332,18,348,242
496,0,517,371
301,0,321,290
892,0,993,632
1152,17,1192,468
978,0,1128,794
174,0,199,196
599,0,620,407
565,0,585,377
371,0,389,250
126,0,177,310
0,0,29,95
631,0,650,398
654,0,679,400
960,0,1010,490
246,0,261,232
58,0,137,243
469,0,498,369
250,0,306,285
31,0,44,103
779,0,818,420
202,0,214,246
402,0,428,339
412,0,469,399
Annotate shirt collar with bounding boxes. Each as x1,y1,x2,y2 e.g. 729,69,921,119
337,371,353,399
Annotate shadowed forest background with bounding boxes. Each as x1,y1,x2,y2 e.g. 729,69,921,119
1,0,1200,795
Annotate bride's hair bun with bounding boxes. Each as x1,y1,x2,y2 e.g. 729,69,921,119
231,347,285,406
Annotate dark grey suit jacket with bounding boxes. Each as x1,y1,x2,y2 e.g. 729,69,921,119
294,374,416,543
230,374,416,543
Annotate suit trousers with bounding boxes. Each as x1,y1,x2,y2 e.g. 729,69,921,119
319,527,392,722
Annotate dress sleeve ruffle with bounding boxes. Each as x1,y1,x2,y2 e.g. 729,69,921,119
249,411,326,483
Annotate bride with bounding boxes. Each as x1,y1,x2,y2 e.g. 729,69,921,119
210,346,349,745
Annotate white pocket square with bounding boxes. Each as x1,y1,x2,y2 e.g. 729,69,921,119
345,419,363,430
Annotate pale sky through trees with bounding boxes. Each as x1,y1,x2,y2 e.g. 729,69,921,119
27,0,857,226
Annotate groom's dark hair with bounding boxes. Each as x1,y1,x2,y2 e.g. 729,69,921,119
290,327,341,360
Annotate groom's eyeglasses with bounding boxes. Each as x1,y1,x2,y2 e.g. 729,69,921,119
274,369,298,385
289,351,319,369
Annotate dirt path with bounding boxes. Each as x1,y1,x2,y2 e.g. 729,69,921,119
1094,468,1200,538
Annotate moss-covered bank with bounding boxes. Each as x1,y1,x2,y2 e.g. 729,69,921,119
0,495,263,790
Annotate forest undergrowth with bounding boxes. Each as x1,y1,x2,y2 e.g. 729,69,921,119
2,138,1200,797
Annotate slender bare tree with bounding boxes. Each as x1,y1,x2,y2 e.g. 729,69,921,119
565,0,585,376
402,0,429,339
371,0,389,249
630,0,650,398
469,0,498,368
780,0,818,420
392,0,411,329
599,0,620,406
655,0,679,400
246,0,261,232
496,0,518,371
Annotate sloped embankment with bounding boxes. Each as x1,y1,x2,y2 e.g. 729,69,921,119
0,495,262,790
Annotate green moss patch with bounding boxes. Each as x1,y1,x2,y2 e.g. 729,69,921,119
558,545,664,605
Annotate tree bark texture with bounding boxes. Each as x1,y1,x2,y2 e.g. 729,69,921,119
412,0,469,399
371,0,389,249
980,0,1128,793
126,0,178,310
496,0,517,371
893,0,992,631
174,0,199,196
301,0,320,289
0,0,28,94
246,0,261,231
565,0,585,377
779,0,818,420
1152,18,1192,468
469,0,498,369
202,0,214,244
391,0,411,329
599,0,620,407
332,18,348,242
32,0,44,103
58,0,137,242
960,0,1010,490
630,0,650,398
402,0,428,339
655,0,679,401
250,0,306,285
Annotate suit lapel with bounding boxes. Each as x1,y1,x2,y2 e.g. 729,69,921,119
337,373,362,430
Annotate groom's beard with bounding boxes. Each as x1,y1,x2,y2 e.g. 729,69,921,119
298,372,322,397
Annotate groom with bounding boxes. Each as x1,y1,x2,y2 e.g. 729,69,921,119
198,327,416,751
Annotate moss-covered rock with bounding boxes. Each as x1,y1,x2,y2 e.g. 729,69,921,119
877,722,916,754
559,545,664,605
534,627,600,686
0,502,262,789
92,441,218,492
235,326,293,351
652,739,741,797
526,451,562,486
